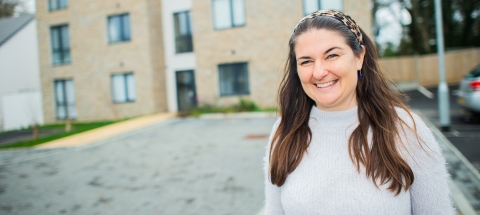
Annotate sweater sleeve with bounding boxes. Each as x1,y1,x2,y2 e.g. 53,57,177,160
401,113,456,215
264,118,285,215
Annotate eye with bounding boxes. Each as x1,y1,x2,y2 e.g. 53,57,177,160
300,60,312,65
326,54,339,59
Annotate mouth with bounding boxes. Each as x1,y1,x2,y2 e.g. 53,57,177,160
315,80,338,88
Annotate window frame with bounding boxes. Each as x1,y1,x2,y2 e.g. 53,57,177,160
110,72,136,103
218,62,250,96
48,0,68,12
54,79,77,120
173,11,194,53
107,13,131,44
50,24,71,66
212,0,246,30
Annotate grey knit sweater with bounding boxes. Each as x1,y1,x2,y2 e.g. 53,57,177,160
264,106,456,214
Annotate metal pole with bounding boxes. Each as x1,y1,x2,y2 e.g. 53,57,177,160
434,0,450,131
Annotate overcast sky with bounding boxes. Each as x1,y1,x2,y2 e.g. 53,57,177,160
24,0,35,13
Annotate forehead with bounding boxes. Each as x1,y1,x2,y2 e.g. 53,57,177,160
294,29,348,54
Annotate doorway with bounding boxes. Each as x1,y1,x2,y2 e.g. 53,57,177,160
175,70,197,111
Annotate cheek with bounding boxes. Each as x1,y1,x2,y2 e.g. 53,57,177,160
297,67,311,83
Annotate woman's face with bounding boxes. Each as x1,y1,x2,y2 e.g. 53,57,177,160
294,28,365,111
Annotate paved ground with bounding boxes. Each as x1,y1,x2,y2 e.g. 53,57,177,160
0,116,277,215
403,85,480,170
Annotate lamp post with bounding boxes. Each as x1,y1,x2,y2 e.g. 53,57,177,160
434,0,450,131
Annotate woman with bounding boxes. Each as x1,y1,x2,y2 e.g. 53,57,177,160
264,10,455,214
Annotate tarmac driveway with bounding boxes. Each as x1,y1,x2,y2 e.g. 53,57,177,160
0,116,277,215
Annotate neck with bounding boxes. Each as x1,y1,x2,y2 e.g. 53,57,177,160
309,105,358,127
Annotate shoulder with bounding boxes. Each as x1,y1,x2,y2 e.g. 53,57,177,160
394,107,425,129
393,107,444,166
394,107,433,140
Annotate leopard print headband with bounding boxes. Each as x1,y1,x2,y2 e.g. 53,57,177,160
293,10,363,45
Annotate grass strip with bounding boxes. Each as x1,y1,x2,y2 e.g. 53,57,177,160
0,121,118,149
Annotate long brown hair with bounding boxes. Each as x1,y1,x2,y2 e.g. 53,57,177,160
270,16,418,195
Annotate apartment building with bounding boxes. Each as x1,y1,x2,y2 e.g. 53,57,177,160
36,0,166,123
37,0,371,123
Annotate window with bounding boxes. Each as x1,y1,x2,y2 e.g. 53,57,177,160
54,79,77,120
303,0,343,15
174,11,193,53
108,14,131,43
50,25,71,65
218,63,249,96
212,0,246,29
111,73,136,103
49,0,67,11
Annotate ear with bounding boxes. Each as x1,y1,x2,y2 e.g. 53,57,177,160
356,45,366,70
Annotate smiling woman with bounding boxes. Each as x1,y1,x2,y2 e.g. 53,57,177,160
264,10,456,214
295,28,364,111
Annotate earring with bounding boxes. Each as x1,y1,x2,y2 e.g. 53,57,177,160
358,70,363,79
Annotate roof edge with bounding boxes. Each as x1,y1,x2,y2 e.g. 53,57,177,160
0,15,35,48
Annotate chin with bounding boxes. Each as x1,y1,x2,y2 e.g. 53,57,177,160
315,101,338,109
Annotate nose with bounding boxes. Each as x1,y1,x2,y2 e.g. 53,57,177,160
312,61,327,80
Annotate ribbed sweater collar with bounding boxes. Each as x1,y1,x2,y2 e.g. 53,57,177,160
309,105,358,127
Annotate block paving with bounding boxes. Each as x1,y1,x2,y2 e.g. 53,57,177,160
0,117,277,215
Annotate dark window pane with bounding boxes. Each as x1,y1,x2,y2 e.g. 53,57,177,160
174,11,193,53
108,14,131,43
54,79,76,119
232,0,245,26
219,63,249,96
111,73,136,103
213,0,232,29
49,0,57,11
122,14,131,41
126,73,136,101
49,0,68,11
59,0,68,9
212,0,245,29
50,25,70,65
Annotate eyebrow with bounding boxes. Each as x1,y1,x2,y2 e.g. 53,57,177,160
325,47,341,54
296,46,342,61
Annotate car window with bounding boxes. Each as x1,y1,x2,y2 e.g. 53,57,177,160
466,66,480,78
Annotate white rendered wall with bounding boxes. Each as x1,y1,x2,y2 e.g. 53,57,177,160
0,20,43,131
161,0,196,112
2,91,44,130
0,20,41,95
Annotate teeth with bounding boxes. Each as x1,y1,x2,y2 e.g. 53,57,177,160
315,80,336,88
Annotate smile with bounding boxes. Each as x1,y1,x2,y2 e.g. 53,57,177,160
315,80,338,88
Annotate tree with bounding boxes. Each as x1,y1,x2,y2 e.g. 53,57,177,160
0,0,18,18
0,0,31,19
373,0,480,56
397,0,436,55
454,0,480,47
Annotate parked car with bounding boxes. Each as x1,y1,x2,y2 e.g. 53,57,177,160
458,65,480,114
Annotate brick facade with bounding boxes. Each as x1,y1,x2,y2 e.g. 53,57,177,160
36,0,167,123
